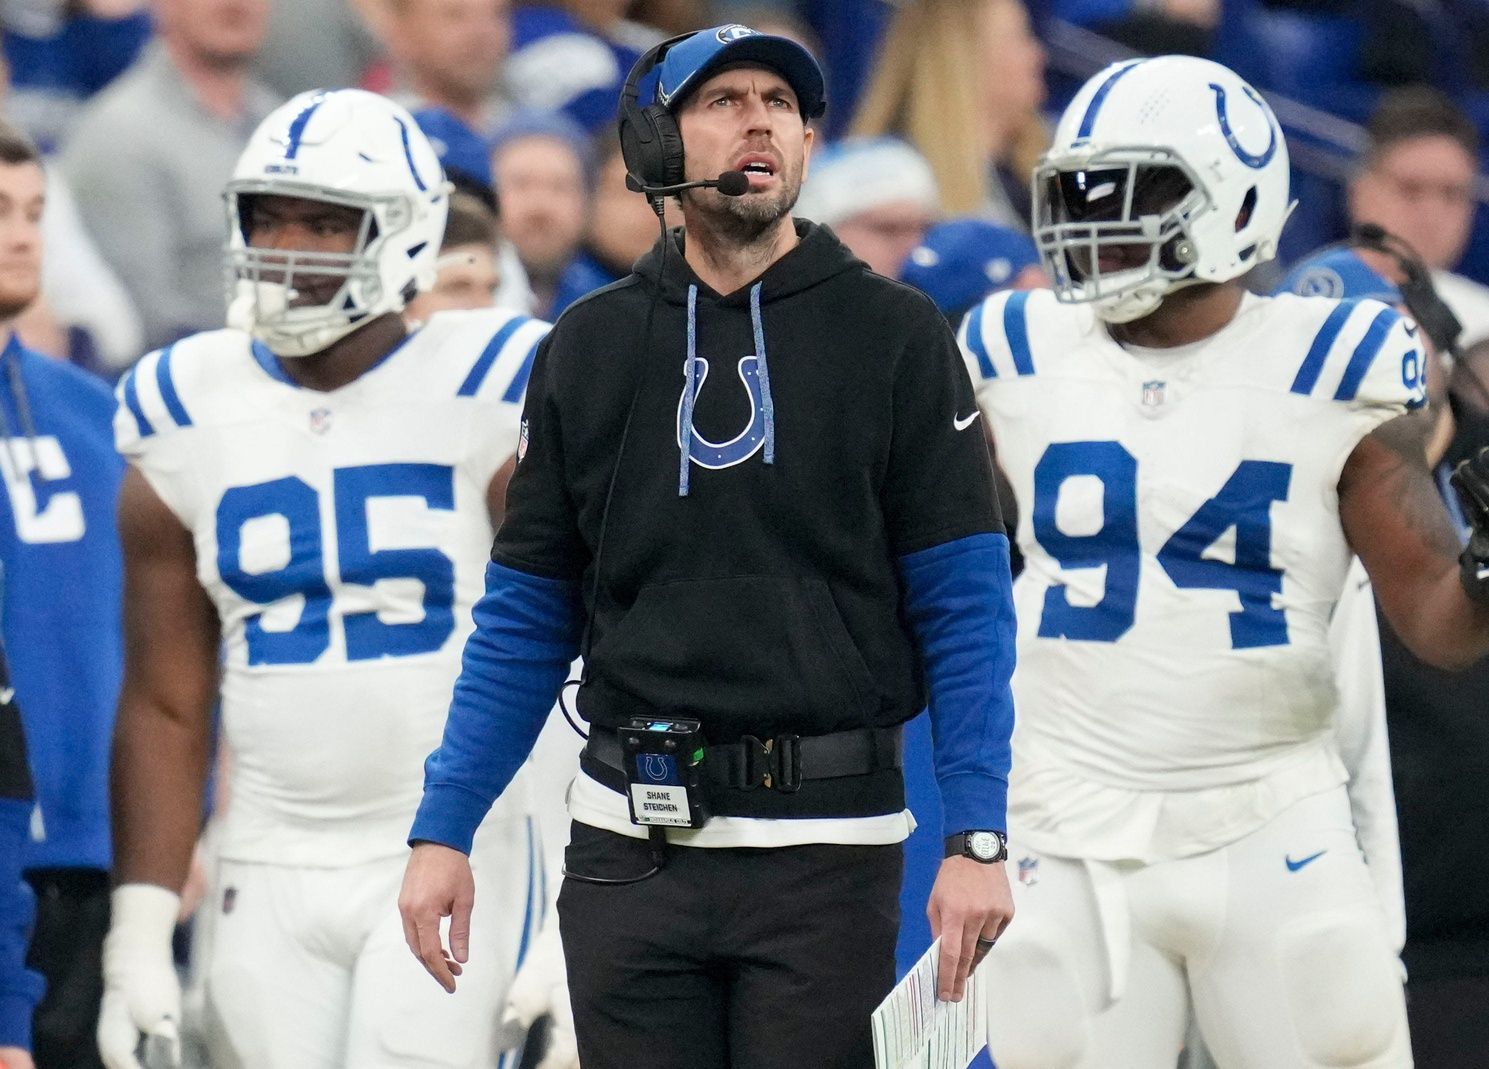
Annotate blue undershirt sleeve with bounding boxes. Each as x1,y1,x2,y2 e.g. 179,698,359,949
897,532,1017,837
409,560,584,854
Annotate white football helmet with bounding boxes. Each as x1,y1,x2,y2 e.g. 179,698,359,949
224,89,448,357
1033,56,1293,323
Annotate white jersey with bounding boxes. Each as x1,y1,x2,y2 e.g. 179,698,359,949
958,289,1424,861
115,309,551,866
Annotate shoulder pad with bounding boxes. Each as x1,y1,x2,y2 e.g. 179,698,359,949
421,307,552,404
958,288,1073,384
113,331,243,454
1280,296,1425,413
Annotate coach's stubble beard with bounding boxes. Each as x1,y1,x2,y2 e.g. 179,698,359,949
683,161,803,248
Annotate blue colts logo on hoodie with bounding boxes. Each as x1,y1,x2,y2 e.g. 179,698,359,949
676,282,776,496
675,356,767,469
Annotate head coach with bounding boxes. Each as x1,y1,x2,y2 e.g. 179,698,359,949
398,24,1018,1067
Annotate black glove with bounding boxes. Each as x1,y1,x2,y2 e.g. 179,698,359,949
1450,445,1489,603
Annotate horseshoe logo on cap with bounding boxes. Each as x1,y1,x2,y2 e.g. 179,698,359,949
1210,82,1277,170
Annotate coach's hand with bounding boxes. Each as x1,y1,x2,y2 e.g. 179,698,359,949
399,841,475,993
928,857,1014,1003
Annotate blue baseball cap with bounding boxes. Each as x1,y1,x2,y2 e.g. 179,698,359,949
900,219,1043,319
413,107,493,193
1275,248,1402,304
655,24,826,119
489,109,594,179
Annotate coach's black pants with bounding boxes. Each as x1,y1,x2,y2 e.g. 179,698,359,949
558,821,901,1069
1408,974,1489,1068
25,866,109,1069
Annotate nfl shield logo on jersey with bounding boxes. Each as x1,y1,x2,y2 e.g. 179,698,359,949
309,407,333,435
1141,380,1166,407
1017,856,1040,886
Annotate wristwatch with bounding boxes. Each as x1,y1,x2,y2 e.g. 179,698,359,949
945,830,1008,864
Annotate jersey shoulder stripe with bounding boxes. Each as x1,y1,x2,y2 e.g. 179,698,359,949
114,330,257,455
117,363,155,439
458,314,532,397
154,343,193,428
1274,294,1420,413
1004,290,1035,376
1290,298,1360,396
425,308,551,403
1333,305,1400,401
962,299,995,379
959,288,1046,385
500,334,542,403
116,345,195,443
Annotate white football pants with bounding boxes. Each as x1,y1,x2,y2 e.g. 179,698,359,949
982,786,1411,1068
196,814,542,1069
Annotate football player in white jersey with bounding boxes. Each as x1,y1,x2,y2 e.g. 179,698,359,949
95,89,552,1069
958,56,1489,1068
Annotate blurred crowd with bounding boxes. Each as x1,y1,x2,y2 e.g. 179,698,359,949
5,0,1489,1066
8,1,1489,366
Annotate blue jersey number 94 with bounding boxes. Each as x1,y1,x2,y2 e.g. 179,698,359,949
1034,442,1293,648
215,462,456,665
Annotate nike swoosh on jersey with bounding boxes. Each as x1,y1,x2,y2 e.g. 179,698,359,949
1285,849,1327,872
954,411,980,432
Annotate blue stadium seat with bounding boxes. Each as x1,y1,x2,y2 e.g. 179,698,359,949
1215,5,1377,123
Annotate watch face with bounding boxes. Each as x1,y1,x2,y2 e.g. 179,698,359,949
969,831,1000,860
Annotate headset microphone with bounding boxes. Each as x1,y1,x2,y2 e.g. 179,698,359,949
625,169,751,199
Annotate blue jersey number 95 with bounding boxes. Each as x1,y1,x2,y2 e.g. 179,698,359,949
215,462,456,665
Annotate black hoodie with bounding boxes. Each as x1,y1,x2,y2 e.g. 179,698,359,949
492,220,1002,748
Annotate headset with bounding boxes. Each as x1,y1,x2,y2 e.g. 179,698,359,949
1348,223,1489,409
1350,223,1464,360
618,33,691,196
616,33,752,202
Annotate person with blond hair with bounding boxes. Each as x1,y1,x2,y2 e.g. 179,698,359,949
851,0,1048,228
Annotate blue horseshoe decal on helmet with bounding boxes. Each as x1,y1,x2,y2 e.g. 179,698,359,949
1210,82,1277,170
676,356,766,469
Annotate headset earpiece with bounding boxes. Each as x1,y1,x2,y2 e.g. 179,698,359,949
618,33,692,195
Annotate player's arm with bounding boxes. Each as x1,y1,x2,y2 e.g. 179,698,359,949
983,424,1019,535
98,467,218,1069
1340,413,1489,669
111,466,220,891
485,454,517,527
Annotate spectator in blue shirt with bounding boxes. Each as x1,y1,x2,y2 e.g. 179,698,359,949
489,110,599,319
0,119,124,1069
0,634,42,1069
899,217,1046,328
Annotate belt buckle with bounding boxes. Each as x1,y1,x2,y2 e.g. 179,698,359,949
737,734,801,792
739,735,770,790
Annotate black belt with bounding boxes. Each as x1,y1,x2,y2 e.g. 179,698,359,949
582,725,903,803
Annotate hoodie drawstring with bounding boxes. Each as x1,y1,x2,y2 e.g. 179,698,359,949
678,281,776,497
679,285,700,497
750,282,775,466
